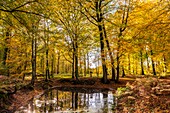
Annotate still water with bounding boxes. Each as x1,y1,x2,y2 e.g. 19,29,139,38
15,88,116,113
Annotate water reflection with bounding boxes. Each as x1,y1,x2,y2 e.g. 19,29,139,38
15,88,116,113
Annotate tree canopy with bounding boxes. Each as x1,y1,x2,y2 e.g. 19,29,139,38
0,0,170,84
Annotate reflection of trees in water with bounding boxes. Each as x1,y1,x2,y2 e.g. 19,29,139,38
56,90,59,110
72,92,78,110
103,92,108,113
30,98,34,112
49,90,54,112
43,92,48,112
17,89,115,113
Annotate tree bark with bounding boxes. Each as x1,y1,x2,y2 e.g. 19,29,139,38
97,52,100,77
122,66,126,77
74,37,79,80
2,31,10,76
79,57,83,75
40,55,44,75
151,50,156,75
128,54,131,75
45,47,50,81
98,24,107,83
2,31,10,66
84,53,86,77
135,57,138,75
146,52,150,73
31,32,36,85
96,1,107,83
23,52,28,81
57,51,60,74
116,53,120,82
72,41,75,79
163,55,167,73
87,52,90,76
116,36,121,83
51,54,54,78
140,50,145,75
103,23,115,81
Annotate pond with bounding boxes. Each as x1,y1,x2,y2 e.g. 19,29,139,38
15,87,117,113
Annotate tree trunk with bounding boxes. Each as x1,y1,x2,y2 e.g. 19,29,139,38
128,54,131,75
51,54,54,78
57,51,60,74
74,39,79,80
31,33,36,86
40,55,44,75
140,50,145,75
97,52,100,77
95,52,99,77
87,52,90,76
116,54,120,82
136,59,138,75
116,0,130,82
151,50,156,75
163,55,167,73
98,24,107,83
116,37,121,83
45,25,50,81
79,58,82,75
122,66,126,77
23,52,28,80
72,43,75,79
75,92,78,109
45,47,50,81
146,52,150,73
103,23,115,81
95,1,107,83
132,56,135,75
3,31,10,76
2,31,10,66
72,92,74,109
84,54,86,77
62,60,64,73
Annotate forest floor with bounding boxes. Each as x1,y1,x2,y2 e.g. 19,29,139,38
0,75,170,112
115,76,170,113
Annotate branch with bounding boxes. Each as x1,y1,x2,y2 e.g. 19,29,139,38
104,18,117,26
80,10,98,26
11,0,38,11
121,0,130,32
78,1,98,26
101,0,113,9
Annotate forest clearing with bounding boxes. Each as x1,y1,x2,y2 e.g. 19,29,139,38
0,0,170,112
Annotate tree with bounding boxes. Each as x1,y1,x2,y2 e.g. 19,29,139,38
78,0,116,83
109,0,131,82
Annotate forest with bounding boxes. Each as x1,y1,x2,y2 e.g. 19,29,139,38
0,0,170,113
